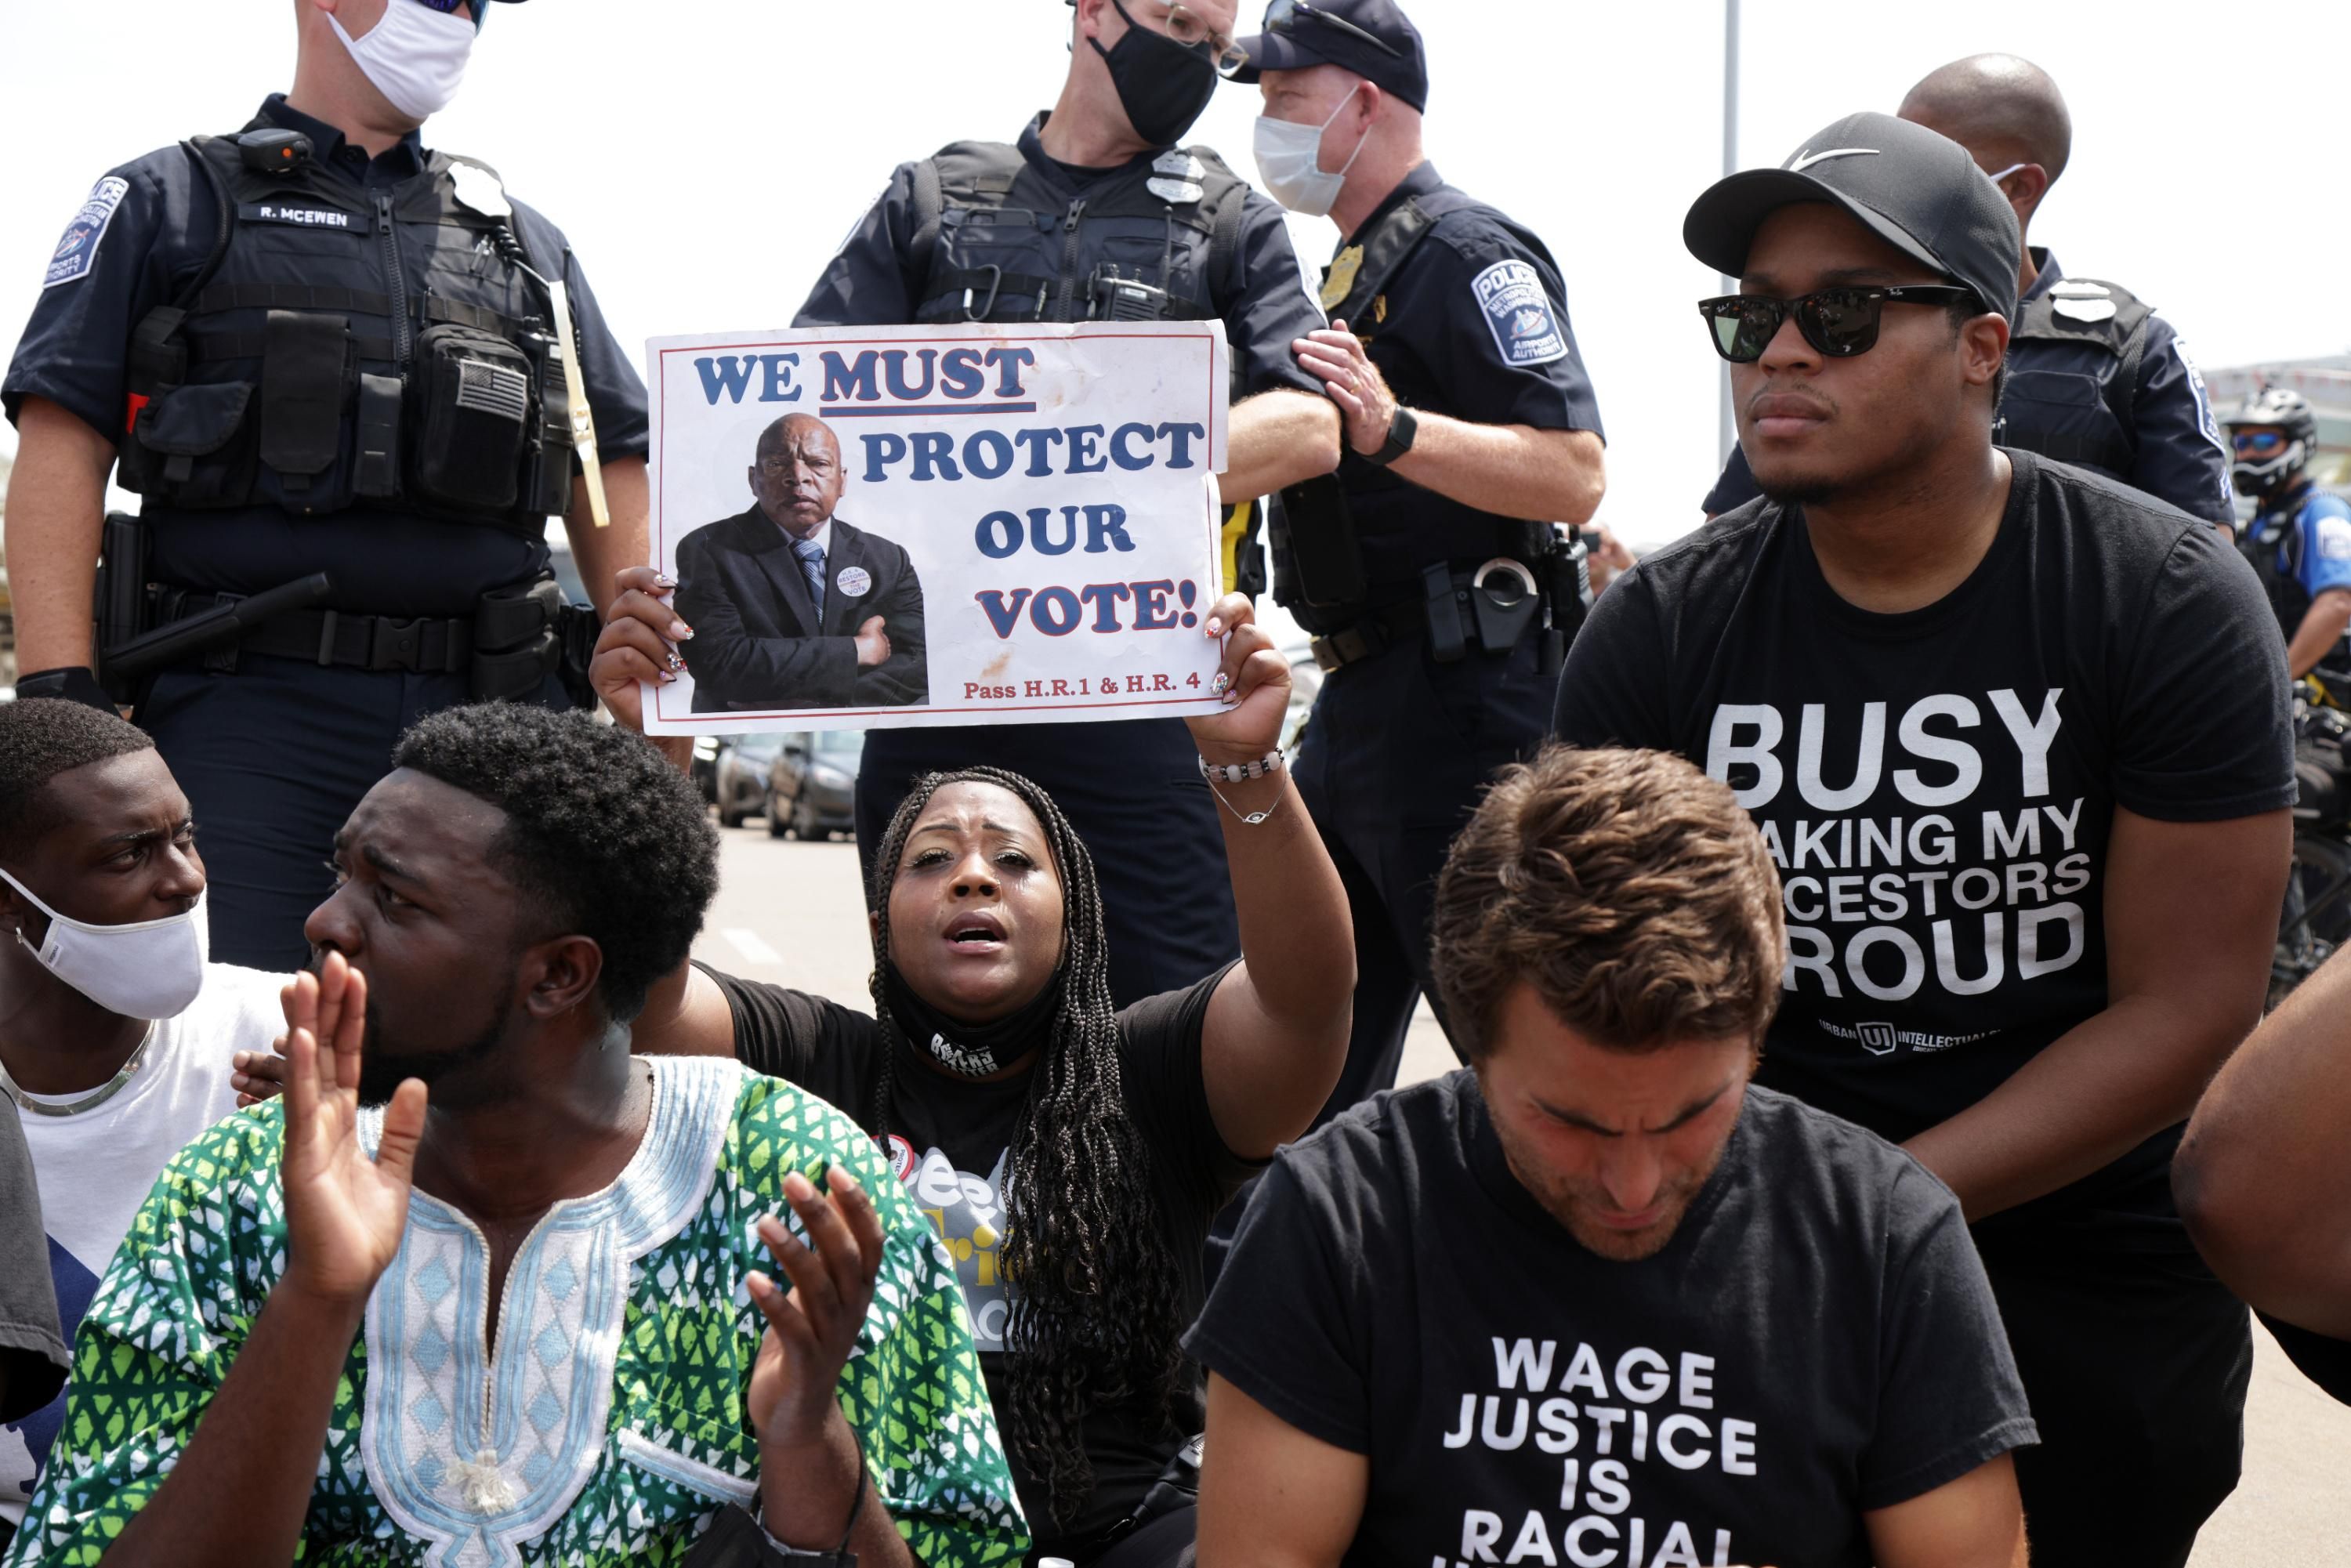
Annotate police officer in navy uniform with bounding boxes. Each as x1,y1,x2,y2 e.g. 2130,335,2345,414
1230,0,1605,1116
2,0,650,971
1704,54,2233,527
2227,388,2351,679
795,0,1342,1008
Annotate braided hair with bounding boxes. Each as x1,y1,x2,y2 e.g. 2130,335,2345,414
863,767,1185,1526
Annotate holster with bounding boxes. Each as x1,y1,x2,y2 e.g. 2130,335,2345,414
470,576,565,701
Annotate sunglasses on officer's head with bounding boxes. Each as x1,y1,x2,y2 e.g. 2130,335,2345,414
1697,285,1982,364
1262,0,1406,60
2233,430,2289,455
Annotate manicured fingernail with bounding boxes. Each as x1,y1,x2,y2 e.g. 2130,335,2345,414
656,573,678,588
658,671,676,684
668,621,691,639
1211,672,1229,693
666,652,684,671
1220,690,1240,707
1206,617,1223,636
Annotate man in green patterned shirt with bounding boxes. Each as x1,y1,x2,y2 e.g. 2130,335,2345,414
4,705,1027,1568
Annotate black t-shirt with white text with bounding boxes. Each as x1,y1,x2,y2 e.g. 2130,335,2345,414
702,964,1257,1542
1553,451,2294,1233
1186,1074,2036,1568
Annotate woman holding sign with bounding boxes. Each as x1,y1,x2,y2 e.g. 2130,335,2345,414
599,567,1354,1566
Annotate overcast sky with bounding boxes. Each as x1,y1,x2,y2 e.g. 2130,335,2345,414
2,0,2340,547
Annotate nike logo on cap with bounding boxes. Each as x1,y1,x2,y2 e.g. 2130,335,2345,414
1787,147,1879,172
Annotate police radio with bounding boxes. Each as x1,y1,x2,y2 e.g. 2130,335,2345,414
1088,264,1176,322
235,129,313,176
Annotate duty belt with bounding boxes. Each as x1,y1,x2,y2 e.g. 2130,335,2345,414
1310,559,1543,672
157,588,473,675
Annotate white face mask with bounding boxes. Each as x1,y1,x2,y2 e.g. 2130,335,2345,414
0,868,208,1021
328,0,477,122
1253,84,1370,218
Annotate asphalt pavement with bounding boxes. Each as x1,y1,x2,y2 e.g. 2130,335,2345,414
693,813,2349,1560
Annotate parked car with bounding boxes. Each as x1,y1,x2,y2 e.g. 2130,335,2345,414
714,732,784,827
766,730,864,841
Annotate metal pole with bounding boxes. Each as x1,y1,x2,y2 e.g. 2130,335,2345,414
1718,0,1740,464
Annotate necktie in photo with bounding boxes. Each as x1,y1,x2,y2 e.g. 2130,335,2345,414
793,538,827,618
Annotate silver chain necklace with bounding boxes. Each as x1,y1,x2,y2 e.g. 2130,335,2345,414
0,1023,160,1117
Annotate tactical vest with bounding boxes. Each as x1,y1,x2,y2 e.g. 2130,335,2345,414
117,132,575,536
1266,186,1543,628
2000,276,2154,481
907,139,1248,327
2244,490,2318,636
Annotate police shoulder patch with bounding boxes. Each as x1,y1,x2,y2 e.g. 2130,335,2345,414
1470,257,1567,367
45,175,130,288
2316,513,2351,563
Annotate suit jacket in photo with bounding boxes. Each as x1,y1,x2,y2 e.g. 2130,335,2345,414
674,507,929,712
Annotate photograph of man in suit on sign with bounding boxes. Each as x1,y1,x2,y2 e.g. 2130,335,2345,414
674,411,929,712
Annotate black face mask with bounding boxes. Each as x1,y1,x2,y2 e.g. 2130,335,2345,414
883,962,1066,1080
1089,0,1219,149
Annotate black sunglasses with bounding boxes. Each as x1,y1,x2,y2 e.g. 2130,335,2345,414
1697,285,1982,364
1262,0,1404,60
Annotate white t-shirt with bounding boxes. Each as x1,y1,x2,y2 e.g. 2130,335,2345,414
0,963,284,1526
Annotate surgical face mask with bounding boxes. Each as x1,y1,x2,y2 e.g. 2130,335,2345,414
1253,84,1368,216
328,0,477,122
1090,0,1220,149
0,868,207,1021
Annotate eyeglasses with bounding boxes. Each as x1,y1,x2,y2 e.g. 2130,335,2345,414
1161,2,1252,76
1262,0,1404,60
2232,430,2288,455
1697,285,1982,364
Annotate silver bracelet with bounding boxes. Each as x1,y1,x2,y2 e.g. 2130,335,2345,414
1197,748,1284,785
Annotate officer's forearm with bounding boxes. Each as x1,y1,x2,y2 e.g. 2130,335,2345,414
1389,420,1606,524
564,457,649,622
8,397,117,671
1219,390,1341,503
2287,588,2351,678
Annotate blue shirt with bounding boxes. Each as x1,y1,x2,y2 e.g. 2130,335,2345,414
2249,487,2351,602
3,96,650,614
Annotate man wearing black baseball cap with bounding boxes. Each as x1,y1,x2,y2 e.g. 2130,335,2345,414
1556,111,2295,1566
1701,60,2236,529
1226,0,1606,1132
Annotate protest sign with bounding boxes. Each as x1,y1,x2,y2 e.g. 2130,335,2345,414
641,320,1230,736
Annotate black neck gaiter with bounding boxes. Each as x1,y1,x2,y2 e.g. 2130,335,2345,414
884,964,1066,1080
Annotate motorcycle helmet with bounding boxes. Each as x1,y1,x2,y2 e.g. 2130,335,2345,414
2226,386,2320,499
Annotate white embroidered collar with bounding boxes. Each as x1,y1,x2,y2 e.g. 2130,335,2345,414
354,1056,741,1568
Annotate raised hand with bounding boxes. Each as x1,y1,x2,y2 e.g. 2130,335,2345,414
853,616,893,670
1184,592,1291,763
277,953,424,1309
745,1167,886,1454
588,565,694,731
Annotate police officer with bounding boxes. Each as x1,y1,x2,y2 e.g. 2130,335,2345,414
1703,53,2233,527
1236,0,1606,1114
2227,387,2351,679
2,0,650,971
795,0,1342,1008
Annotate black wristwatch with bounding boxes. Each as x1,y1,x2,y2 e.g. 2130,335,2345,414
1362,404,1418,467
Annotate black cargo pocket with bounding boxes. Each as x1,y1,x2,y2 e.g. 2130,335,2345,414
255,309,357,515
134,381,256,506
411,324,532,513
